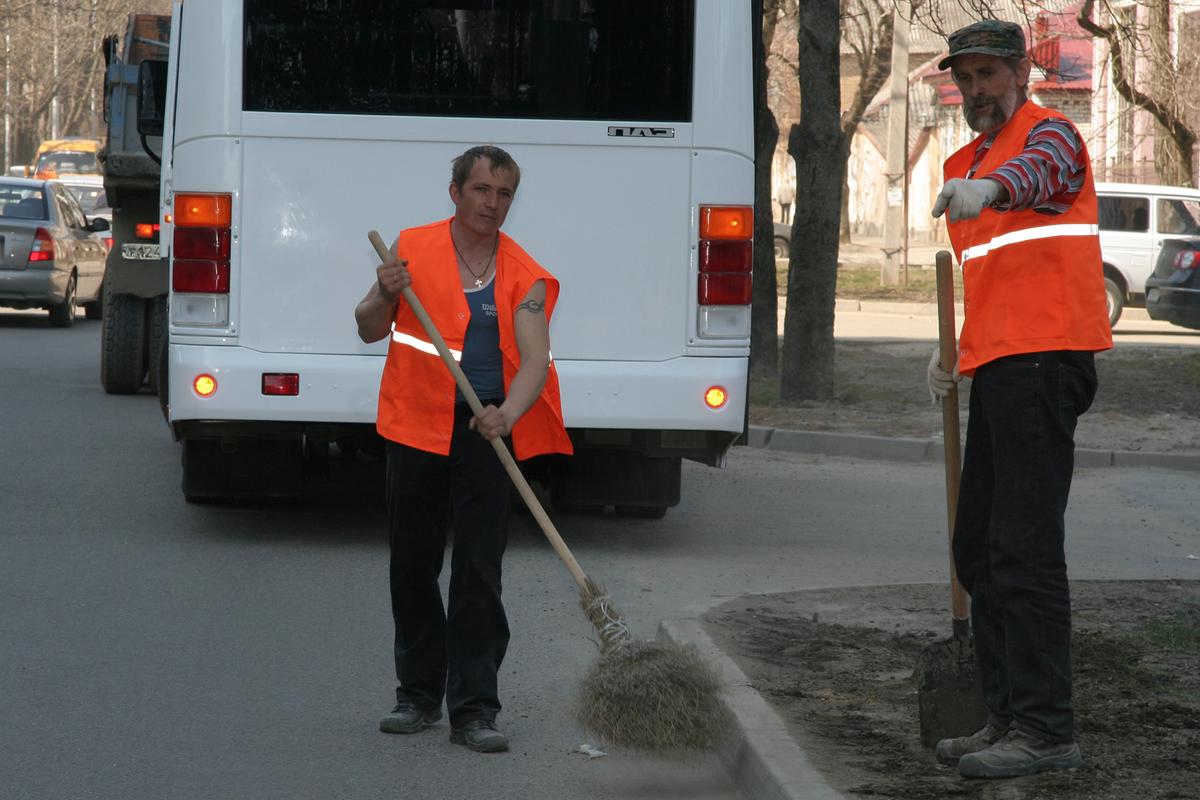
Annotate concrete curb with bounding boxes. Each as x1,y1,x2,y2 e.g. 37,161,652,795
658,619,848,800
749,426,1200,472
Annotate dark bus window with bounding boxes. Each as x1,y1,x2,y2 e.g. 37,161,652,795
243,1,694,122
1098,196,1149,232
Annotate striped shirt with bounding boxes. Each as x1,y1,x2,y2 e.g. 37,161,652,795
966,106,1086,216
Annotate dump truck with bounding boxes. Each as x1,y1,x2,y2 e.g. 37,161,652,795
98,13,170,394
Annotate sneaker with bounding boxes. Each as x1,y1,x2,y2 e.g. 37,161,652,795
449,719,509,753
958,730,1082,778
379,701,442,734
935,720,1010,765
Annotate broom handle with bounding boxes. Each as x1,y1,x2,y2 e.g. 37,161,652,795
368,230,591,595
935,250,970,639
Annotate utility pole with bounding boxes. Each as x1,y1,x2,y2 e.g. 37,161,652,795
51,0,60,139
880,5,910,286
3,0,10,172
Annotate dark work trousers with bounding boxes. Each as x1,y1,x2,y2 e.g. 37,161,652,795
953,350,1097,745
385,402,512,727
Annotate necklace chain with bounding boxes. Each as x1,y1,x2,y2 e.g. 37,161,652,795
451,231,498,288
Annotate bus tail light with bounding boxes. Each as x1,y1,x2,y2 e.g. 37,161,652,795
697,205,752,338
704,386,728,409
262,373,300,396
173,260,230,293
193,374,218,397
173,193,232,327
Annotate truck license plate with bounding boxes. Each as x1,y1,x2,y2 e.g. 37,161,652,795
122,243,161,260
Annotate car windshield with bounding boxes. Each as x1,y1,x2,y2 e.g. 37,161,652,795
0,185,48,219
64,184,108,213
35,151,99,176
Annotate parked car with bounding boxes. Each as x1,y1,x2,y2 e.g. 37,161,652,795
774,222,790,259
1096,182,1200,327
0,177,110,326
1145,238,1200,330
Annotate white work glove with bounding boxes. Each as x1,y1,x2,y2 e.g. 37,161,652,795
931,178,1001,222
927,347,961,401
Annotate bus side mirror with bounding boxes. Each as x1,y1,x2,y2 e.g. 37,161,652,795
137,59,169,136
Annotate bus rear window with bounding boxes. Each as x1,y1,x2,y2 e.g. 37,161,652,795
243,0,694,122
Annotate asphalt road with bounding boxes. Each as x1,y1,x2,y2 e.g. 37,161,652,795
3,310,1197,800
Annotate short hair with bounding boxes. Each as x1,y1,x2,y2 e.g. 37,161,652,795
451,145,521,191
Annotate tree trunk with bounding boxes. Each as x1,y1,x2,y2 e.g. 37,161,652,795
782,0,844,401
752,0,782,375
1079,0,1197,186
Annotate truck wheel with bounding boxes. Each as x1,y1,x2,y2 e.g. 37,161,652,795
146,295,168,394
48,274,77,328
100,280,147,394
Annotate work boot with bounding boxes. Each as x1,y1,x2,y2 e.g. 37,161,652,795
379,701,442,734
449,719,509,753
958,730,1082,778
935,720,1010,764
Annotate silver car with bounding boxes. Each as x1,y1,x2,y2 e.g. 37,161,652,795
0,177,109,326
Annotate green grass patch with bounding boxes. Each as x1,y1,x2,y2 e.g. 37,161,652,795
776,263,963,303
1138,622,1200,651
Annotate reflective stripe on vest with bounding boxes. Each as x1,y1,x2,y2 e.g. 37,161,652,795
390,327,462,362
959,223,1100,265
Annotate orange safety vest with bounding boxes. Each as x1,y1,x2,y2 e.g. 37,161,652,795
375,218,574,460
943,101,1112,376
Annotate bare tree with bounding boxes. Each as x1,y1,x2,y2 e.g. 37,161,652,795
1,0,172,169
782,0,844,401
838,0,897,242
752,0,784,376
1078,0,1198,186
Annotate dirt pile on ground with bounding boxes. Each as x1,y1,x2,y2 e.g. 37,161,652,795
704,582,1200,799
751,342,1200,454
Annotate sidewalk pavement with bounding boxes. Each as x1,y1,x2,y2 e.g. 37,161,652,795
659,424,1197,800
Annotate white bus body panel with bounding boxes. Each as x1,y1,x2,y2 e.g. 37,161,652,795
167,0,751,445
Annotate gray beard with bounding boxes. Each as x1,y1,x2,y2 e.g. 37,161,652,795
965,90,1019,134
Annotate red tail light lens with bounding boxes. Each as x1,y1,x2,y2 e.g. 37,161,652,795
699,274,752,305
173,260,230,293
174,228,231,260
262,373,300,396
698,205,752,306
173,193,232,295
135,223,160,240
28,227,54,262
1176,250,1199,271
700,240,752,273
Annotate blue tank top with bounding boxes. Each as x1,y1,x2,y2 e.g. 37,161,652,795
457,277,504,403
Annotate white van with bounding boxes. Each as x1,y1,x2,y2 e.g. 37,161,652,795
1097,181,1200,326
154,1,753,515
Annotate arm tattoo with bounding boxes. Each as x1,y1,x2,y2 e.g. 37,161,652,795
516,299,545,315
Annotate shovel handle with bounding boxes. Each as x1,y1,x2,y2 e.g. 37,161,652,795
935,250,970,633
367,230,591,595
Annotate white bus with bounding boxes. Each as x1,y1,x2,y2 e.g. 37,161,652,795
154,0,754,515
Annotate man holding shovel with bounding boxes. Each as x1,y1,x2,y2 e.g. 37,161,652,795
926,20,1112,779
355,145,572,753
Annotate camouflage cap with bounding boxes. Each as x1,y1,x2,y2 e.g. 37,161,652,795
937,20,1027,71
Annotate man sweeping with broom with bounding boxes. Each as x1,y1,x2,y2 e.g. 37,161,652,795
355,145,573,753
927,20,1112,779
